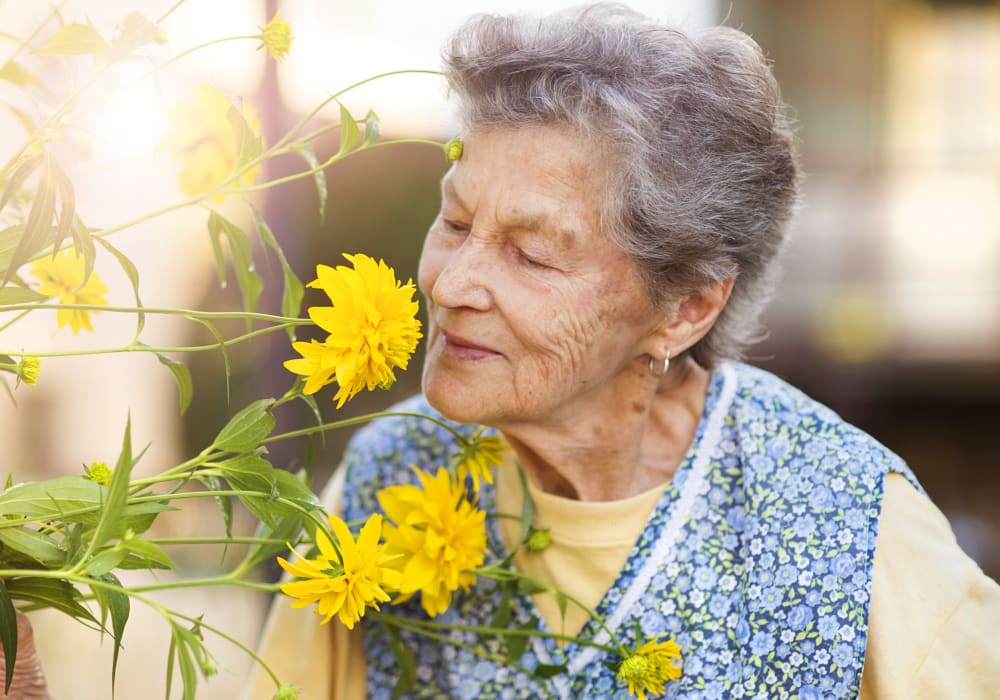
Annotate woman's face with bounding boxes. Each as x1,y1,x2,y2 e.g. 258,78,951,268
418,126,665,428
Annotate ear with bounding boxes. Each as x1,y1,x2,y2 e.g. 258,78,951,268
647,277,736,359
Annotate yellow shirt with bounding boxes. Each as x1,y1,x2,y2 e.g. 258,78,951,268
245,466,1000,699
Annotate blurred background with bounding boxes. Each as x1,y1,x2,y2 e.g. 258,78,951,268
0,0,997,697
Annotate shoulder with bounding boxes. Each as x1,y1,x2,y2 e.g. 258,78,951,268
862,473,1000,697
727,362,913,484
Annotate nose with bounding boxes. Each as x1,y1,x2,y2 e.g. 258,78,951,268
426,234,494,312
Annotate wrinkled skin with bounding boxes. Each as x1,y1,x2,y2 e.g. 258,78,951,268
0,613,53,700
418,126,732,501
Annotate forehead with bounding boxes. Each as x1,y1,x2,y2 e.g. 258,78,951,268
442,127,609,237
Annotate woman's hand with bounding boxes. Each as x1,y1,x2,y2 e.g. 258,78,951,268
0,613,53,700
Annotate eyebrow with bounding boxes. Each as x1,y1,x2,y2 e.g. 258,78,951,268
440,178,581,249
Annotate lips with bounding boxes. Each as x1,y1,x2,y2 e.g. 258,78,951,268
439,330,501,359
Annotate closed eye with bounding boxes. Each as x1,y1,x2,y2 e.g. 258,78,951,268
442,218,469,234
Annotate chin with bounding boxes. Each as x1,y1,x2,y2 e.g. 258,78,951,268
422,364,498,426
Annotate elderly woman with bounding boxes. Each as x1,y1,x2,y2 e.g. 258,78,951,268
242,5,1000,699
6,4,995,700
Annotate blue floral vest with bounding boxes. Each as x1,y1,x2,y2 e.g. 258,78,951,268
342,362,920,699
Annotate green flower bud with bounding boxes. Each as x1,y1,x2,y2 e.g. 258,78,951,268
445,137,463,162
526,527,552,553
272,684,300,700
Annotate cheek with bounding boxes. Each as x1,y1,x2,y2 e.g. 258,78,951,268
417,238,445,300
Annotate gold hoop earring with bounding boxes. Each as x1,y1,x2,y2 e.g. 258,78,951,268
648,351,670,379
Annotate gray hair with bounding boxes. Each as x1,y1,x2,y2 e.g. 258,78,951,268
443,2,800,367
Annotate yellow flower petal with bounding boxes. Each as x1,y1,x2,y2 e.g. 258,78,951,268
276,512,401,628
377,467,487,617
31,249,108,334
285,253,421,407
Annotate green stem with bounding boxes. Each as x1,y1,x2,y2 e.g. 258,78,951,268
150,536,288,546
375,614,556,699
270,69,443,152
0,1,68,65
0,320,302,358
477,565,629,656
262,410,470,446
0,302,300,323
141,35,258,79
226,137,446,194
376,612,616,654
126,574,281,595
0,309,32,333
11,570,285,692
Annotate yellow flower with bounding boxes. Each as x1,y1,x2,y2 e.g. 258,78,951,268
84,461,112,485
31,249,109,334
277,513,403,629
378,467,487,617
164,84,262,202
616,638,682,699
259,12,293,61
451,428,507,492
284,253,422,408
16,357,40,386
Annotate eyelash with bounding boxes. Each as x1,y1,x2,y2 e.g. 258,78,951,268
440,218,551,270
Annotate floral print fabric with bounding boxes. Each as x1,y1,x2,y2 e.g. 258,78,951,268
342,362,920,699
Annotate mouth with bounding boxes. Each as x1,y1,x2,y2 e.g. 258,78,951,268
439,330,502,360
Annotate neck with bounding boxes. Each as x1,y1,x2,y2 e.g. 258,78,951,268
498,357,711,501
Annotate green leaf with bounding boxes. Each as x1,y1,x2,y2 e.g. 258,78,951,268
36,22,109,56
156,353,193,416
186,316,231,404
206,211,263,320
0,475,104,520
4,578,98,627
251,206,304,337
516,466,536,547
2,154,55,287
272,469,322,512
0,61,43,89
503,619,534,662
242,511,302,570
118,537,176,570
0,524,65,565
213,399,276,453
91,573,129,692
337,103,360,157
87,415,134,553
516,577,547,596
555,591,568,622
227,103,263,175
363,108,381,147
95,236,144,339
0,286,45,304
294,145,327,222
110,11,161,58
0,223,54,278
48,158,77,266
0,580,16,693
0,153,40,219
386,625,417,700
84,548,127,577
4,104,36,136
531,663,567,680
204,475,233,539
168,620,200,700
214,453,279,526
